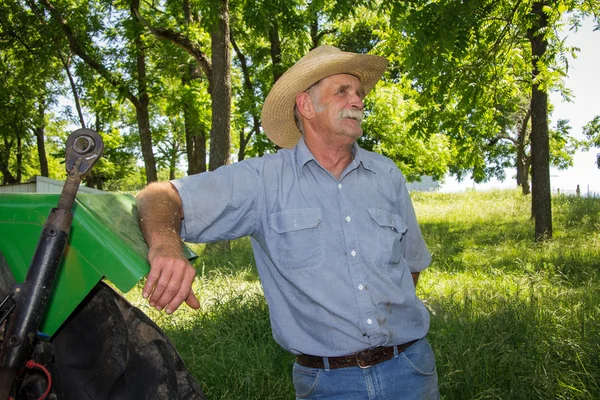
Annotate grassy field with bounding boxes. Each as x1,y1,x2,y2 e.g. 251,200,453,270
122,189,600,399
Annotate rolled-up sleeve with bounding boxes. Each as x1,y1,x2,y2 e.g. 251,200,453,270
171,159,261,243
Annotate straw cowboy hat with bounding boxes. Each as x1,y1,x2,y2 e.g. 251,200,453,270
261,45,388,149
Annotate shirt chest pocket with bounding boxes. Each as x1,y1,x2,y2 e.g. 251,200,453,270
268,208,325,271
368,208,408,268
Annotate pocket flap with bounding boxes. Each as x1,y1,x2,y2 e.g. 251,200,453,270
368,209,408,234
269,208,322,233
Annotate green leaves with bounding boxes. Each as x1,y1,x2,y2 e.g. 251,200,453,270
582,115,600,168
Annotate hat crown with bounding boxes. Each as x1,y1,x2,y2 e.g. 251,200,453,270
306,45,341,58
261,45,388,148
283,45,342,79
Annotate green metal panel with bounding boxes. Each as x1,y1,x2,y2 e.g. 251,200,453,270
0,193,196,337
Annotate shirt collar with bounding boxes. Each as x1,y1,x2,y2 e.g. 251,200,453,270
294,137,376,176
352,144,375,174
295,137,315,175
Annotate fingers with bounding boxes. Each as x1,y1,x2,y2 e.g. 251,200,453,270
185,291,200,309
144,255,198,314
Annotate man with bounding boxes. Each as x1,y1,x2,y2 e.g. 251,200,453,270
136,45,439,399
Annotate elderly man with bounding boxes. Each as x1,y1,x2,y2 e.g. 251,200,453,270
136,45,439,399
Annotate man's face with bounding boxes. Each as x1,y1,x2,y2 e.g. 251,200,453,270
310,74,365,143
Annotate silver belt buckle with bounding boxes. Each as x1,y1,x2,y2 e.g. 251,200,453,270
356,349,372,369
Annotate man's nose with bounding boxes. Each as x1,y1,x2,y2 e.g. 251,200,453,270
350,93,364,110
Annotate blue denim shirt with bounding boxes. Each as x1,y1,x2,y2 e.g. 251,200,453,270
172,138,431,356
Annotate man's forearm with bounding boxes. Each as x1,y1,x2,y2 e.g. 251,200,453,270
136,181,184,256
136,181,200,313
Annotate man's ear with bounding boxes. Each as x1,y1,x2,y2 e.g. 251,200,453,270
296,92,315,120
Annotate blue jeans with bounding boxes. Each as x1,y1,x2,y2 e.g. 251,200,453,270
292,338,439,400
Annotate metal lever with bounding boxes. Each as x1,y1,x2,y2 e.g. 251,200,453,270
0,128,104,399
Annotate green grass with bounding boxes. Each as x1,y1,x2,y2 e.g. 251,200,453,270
122,189,600,399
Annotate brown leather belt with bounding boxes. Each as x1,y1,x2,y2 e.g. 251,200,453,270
295,339,419,370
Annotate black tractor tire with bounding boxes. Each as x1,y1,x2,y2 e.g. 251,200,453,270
0,252,206,400
0,251,15,299
50,282,206,400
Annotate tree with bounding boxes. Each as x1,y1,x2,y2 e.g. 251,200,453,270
0,0,65,183
583,115,600,167
389,0,599,240
133,0,232,172
37,0,160,182
528,0,553,240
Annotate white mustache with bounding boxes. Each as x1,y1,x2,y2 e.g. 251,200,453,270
339,109,364,124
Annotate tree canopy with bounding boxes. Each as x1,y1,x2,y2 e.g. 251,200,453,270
1,0,598,238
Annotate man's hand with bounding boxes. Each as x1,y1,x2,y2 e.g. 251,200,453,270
143,242,200,314
137,181,200,314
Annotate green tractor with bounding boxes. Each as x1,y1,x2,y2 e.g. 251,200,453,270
0,129,205,400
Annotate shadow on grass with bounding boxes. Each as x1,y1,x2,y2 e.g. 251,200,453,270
421,209,600,285
163,292,295,400
427,286,600,400
162,192,600,399
553,194,600,229
188,238,259,281
160,281,600,400
421,219,531,268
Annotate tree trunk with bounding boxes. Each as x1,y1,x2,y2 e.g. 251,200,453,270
206,0,232,251
183,63,206,175
527,0,552,241
516,107,531,195
208,0,231,172
15,132,22,183
132,9,158,183
59,52,86,128
35,102,49,177
230,31,260,161
181,0,206,175
136,101,157,182
0,138,17,184
269,21,283,83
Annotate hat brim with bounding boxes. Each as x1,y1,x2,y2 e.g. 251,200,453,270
261,48,388,149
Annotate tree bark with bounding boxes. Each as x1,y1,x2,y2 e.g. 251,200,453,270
0,138,18,184
183,63,206,175
269,21,283,83
527,0,552,241
182,3,206,175
16,131,22,183
516,107,531,195
208,0,231,171
58,52,86,128
131,1,158,183
133,40,157,182
34,101,49,177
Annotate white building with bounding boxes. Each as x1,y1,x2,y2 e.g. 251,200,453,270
0,176,104,194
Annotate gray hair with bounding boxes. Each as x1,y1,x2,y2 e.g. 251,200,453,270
294,80,323,134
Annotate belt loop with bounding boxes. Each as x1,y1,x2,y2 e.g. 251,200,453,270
393,345,399,358
323,357,330,371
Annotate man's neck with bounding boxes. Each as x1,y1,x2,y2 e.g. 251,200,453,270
304,134,355,180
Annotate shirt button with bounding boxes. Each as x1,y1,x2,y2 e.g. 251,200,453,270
367,319,373,325
358,284,364,291
350,250,357,257
345,216,351,222
338,183,342,189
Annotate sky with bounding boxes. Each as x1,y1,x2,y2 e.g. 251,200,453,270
439,18,600,195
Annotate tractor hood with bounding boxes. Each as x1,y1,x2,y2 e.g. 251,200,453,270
0,193,196,336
